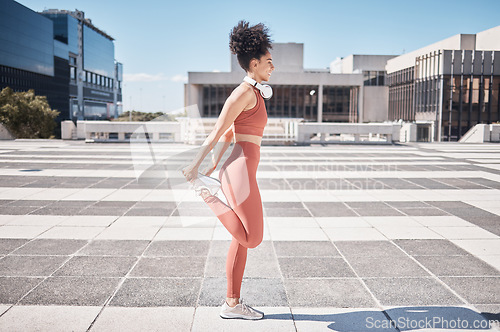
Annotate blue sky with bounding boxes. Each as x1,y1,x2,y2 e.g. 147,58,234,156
17,0,500,114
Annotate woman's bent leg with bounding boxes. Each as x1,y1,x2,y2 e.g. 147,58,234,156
202,142,263,249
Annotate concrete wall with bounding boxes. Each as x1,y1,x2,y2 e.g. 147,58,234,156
476,25,500,50
230,42,303,73
340,55,397,73
386,34,476,73
363,86,389,122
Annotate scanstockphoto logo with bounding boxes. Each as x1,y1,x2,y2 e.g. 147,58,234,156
128,104,252,226
266,157,399,191
366,316,499,330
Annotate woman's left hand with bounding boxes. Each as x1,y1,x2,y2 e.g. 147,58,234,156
181,164,198,183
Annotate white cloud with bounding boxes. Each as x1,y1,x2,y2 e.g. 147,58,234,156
171,74,188,82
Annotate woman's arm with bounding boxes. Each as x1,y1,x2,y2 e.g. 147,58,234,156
202,125,234,176
182,88,251,182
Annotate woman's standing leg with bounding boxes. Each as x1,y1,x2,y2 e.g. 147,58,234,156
202,141,263,299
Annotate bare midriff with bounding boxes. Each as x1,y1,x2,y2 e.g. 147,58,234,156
234,133,261,146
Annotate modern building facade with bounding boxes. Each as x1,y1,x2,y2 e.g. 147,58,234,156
386,26,500,141
0,0,123,134
185,43,397,124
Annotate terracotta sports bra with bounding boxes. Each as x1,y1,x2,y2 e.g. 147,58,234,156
233,86,268,137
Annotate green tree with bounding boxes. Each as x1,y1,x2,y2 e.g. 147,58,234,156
0,87,59,138
113,110,177,122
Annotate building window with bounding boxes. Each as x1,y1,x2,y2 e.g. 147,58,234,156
364,71,386,86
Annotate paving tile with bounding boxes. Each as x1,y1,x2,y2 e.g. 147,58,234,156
429,226,498,239
192,306,294,332
154,227,214,240
265,217,319,228
362,216,421,227
414,255,500,276
124,208,175,216
411,215,474,227
54,256,137,277
323,228,387,241
269,227,328,241
263,202,303,209
264,208,312,217
77,207,129,216
345,202,390,209
348,255,431,278
285,278,376,307
91,307,194,332
0,238,30,254
303,202,357,217
440,277,500,304
20,276,121,306
0,255,68,276
314,217,371,228
0,208,45,218
394,239,472,256
385,201,432,208
78,240,149,256
397,207,449,216
375,226,443,240
207,240,231,257
0,305,101,332
0,225,52,238
0,277,44,304
129,257,206,277
143,240,210,256
199,277,288,306
109,278,201,307
292,307,398,332
58,215,118,227
452,239,500,257
363,277,465,306
279,257,355,278
405,179,456,189
11,239,88,255
335,241,406,257
273,241,340,257
352,208,404,217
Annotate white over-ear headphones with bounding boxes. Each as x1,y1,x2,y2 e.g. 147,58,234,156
243,76,273,100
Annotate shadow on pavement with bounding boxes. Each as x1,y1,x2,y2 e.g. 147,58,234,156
264,306,499,331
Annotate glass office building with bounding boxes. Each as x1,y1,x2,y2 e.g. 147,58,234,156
0,0,123,136
41,9,122,121
0,0,68,125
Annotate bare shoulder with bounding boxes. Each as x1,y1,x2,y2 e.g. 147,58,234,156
230,83,256,110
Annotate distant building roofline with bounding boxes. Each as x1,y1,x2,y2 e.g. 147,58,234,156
40,9,114,41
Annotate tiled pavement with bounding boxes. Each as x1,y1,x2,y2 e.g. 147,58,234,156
0,140,499,331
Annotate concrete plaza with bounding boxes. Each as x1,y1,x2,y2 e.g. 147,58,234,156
0,140,499,331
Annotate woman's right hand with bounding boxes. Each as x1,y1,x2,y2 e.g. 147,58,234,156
200,164,216,177
181,163,198,183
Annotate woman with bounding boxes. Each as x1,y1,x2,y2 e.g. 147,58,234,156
182,20,274,320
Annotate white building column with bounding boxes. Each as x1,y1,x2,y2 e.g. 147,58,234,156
317,84,323,122
358,85,364,123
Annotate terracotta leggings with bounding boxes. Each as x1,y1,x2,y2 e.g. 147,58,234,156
202,141,263,298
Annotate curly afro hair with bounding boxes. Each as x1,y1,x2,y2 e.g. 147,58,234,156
229,20,273,72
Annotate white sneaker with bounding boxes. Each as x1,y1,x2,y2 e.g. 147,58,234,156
191,172,221,196
219,299,264,320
